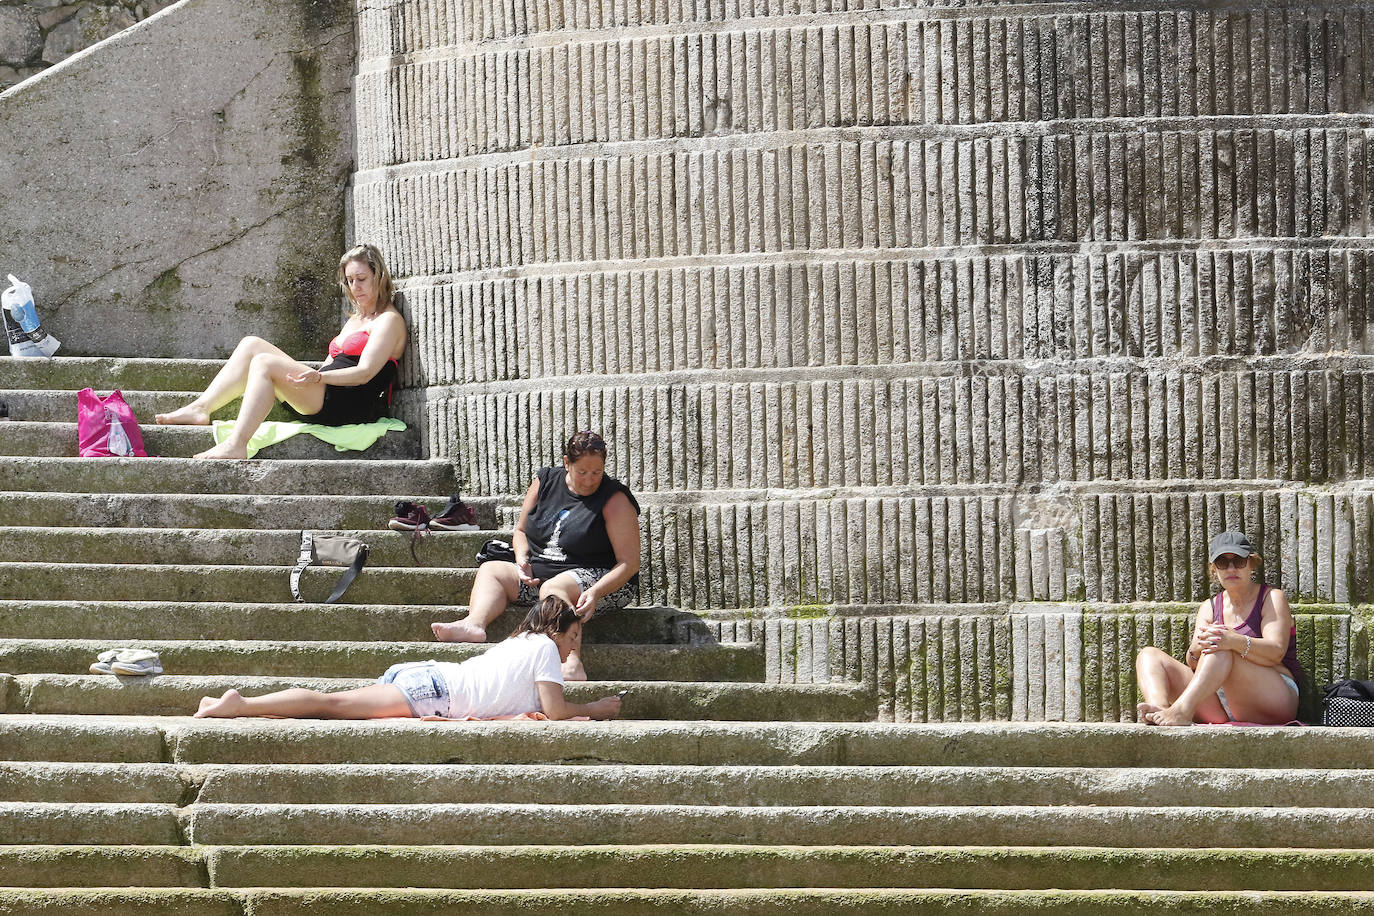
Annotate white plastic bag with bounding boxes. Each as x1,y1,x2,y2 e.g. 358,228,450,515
3,275,60,358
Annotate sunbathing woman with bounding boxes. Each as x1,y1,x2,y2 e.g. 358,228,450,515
156,244,406,459
194,597,623,721
1135,531,1301,726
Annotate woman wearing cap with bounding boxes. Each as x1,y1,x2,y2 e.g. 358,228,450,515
1135,531,1301,726
431,431,641,682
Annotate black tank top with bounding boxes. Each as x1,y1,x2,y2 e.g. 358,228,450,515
526,466,639,581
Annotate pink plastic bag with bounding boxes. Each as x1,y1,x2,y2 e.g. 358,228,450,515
77,388,147,457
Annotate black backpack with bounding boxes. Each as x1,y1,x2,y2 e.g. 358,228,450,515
1322,680,1374,726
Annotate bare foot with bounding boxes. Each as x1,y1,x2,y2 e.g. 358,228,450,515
1137,702,1163,720
155,404,210,426
1145,704,1195,727
432,620,487,643
193,441,249,459
562,655,587,682
195,689,245,718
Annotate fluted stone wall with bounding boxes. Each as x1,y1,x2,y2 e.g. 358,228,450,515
354,1,1374,687
690,611,1365,722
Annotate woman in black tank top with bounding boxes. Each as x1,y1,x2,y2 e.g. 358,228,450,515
432,431,642,682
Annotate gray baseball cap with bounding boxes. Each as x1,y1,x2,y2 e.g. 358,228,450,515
1209,531,1255,562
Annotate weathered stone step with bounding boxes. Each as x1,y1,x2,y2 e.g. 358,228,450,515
4,717,1370,768
0,846,202,888
9,762,1374,809
10,844,1374,892
0,527,496,568
2,677,871,720
0,457,460,496
0,639,763,681
0,422,421,459
0,601,701,644
0,357,222,392
0,802,182,845
0,389,295,424
9,799,1368,850
2,888,1373,916
0,763,190,803
0,561,477,605
0,493,472,529
170,802,1374,847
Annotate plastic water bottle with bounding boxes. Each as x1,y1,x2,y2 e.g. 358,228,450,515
3,276,39,332
105,407,134,457
2,275,60,357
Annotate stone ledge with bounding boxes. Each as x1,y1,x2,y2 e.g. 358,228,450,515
0,843,1357,892
1,716,1367,767
3,886,1374,916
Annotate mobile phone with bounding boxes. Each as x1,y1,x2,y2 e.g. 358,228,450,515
616,689,631,698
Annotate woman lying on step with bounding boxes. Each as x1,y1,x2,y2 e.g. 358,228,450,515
155,243,406,459
194,597,623,721
1135,531,1301,726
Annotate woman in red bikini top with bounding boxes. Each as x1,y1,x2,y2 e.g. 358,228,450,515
156,244,407,459
1134,531,1302,726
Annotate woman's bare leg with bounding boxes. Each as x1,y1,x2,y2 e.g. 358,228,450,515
194,351,325,459
432,562,521,643
194,684,412,719
1135,646,1191,718
1211,658,1300,724
157,336,300,425
539,572,591,681
1145,650,1233,726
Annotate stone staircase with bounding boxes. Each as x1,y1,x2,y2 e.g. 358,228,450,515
1,353,1373,911
4,719,1374,913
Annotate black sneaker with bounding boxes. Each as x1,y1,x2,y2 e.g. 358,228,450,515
388,501,431,531
430,494,478,531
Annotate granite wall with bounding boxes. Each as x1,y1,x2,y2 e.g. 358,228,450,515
0,0,356,358
0,0,179,91
353,1,1374,716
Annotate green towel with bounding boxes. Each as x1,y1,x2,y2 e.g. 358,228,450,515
212,417,406,458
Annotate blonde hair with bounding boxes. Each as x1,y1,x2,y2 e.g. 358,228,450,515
337,244,396,316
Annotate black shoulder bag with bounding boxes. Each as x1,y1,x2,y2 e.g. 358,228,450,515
476,538,516,565
1322,679,1374,726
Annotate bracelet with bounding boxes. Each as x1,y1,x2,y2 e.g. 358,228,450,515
1241,635,1251,658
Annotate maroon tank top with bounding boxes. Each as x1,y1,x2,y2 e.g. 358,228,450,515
1211,585,1302,682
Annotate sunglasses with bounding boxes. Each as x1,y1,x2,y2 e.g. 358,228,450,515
1213,554,1250,570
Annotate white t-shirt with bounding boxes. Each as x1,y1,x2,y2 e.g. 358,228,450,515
437,633,565,718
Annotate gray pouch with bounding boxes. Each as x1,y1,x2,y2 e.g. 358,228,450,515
291,532,369,603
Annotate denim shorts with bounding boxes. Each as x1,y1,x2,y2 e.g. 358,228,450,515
512,566,637,613
376,660,451,718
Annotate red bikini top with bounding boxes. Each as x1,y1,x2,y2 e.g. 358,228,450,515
328,330,371,359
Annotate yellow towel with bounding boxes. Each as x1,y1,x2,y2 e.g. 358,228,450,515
211,417,406,458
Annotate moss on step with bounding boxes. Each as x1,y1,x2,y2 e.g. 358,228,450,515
0,846,203,888
12,887,1371,916
195,845,1374,892
787,605,829,620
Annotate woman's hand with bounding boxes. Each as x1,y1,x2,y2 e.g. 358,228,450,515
516,556,540,587
286,367,323,387
574,584,600,620
587,695,621,719
1196,623,1237,655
